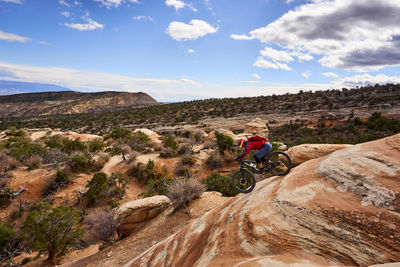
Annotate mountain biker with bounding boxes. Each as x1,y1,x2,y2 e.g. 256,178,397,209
236,136,272,172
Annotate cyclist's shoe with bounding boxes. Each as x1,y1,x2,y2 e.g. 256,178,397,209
259,167,264,173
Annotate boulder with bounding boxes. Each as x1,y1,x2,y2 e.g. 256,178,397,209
287,143,352,165
244,118,269,137
116,196,171,236
126,134,400,267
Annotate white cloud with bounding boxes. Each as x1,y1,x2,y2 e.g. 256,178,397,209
61,11,70,17
0,62,200,101
165,0,197,12
322,72,339,78
187,49,195,53
0,0,22,3
253,57,291,71
133,16,154,22
230,34,253,40
93,0,138,8
0,30,30,42
302,70,311,78
232,0,400,72
251,73,260,79
261,47,294,62
166,19,217,41
297,54,313,62
335,74,400,87
59,0,69,7
65,18,104,31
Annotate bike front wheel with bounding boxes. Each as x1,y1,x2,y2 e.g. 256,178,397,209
231,168,256,193
266,151,292,176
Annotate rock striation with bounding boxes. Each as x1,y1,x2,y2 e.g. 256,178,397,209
125,134,400,267
287,143,353,165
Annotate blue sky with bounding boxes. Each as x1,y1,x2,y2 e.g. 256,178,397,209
1,0,400,101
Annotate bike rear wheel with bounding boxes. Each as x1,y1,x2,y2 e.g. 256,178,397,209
266,151,292,176
231,168,256,193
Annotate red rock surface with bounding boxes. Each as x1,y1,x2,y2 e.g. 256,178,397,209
125,134,400,267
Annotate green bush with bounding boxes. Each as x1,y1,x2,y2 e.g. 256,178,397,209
68,154,94,173
87,139,106,153
86,172,109,205
159,147,177,158
8,137,48,162
0,188,14,208
0,223,15,250
163,135,178,150
6,127,26,137
45,135,87,153
22,202,83,263
202,172,238,197
215,132,234,154
108,127,132,140
108,172,129,198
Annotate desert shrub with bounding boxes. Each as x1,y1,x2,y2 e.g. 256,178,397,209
174,165,191,178
62,138,87,153
107,127,132,140
166,178,205,210
22,202,84,263
177,143,192,155
86,172,109,206
68,153,94,173
0,152,18,173
181,155,196,166
163,135,178,150
85,210,118,244
132,161,173,196
159,147,177,158
6,127,26,137
43,170,71,196
215,132,234,155
202,172,238,197
45,135,87,153
0,188,14,208
125,131,150,152
88,139,106,153
203,140,216,149
108,172,129,198
42,148,67,165
0,223,16,254
25,155,43,170
8,137,48,162
206,152,223,170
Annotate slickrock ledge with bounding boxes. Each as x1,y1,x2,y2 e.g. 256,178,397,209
125,134,400,267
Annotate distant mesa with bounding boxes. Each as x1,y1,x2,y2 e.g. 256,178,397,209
0,81,158,118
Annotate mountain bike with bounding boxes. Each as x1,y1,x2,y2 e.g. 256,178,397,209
231,151,292,193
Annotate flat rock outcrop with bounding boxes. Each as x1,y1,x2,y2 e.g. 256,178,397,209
125,134,400,267
287,143,353,165
116,196,171,236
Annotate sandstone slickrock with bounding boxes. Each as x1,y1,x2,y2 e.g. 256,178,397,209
287,143,353,165
116,196,172,236
125,134,400,267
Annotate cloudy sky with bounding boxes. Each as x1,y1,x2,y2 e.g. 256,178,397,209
1,0,400,101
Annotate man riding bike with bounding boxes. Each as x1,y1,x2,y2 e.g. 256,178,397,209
236,136,272,172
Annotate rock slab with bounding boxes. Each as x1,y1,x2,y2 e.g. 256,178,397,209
116,196,171,236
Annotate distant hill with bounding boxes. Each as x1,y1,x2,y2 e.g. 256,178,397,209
0,80,72,95
0,90,158,118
